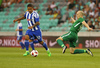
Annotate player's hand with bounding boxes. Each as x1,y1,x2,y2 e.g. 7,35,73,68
15,29,18,31
13,19,17,23
71,17,74,20
71,17,75,23
71,17,73,19
88,28,93,31
28,26,33,29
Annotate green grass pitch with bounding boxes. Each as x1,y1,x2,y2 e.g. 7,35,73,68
0,47,100,68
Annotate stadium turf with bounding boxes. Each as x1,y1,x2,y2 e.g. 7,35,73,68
0,47,100,68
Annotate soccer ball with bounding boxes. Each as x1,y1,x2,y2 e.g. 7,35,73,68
31,50,38,57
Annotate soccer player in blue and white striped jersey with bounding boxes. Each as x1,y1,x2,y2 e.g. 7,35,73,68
16,20,25,49
13,4,51,56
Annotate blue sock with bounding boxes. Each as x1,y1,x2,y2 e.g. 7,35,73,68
33,40,39,43
42,42,48,50
19,42,25,49
29,42,35,50
25,40,29,51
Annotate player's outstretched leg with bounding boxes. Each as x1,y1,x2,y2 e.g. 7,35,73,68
23,35,30,56
43,42,51,57
56,37,67,53
40,41,51,56
73,49,87,54
70,48,93,56
23,40,29,56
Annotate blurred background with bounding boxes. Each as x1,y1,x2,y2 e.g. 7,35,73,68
0,0,100,32
0,0,100,48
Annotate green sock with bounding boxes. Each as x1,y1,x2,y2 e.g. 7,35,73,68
74,49,86,54
57,39,65,48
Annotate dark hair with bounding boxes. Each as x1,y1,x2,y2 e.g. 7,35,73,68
27,4,33,7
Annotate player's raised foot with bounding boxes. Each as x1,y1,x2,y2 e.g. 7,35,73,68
47,49,51,57
62,46,67,54
23,51,29,56
86,49,93,56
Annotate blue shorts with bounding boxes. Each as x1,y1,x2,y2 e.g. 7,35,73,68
25,29,42,42
17,36,22,40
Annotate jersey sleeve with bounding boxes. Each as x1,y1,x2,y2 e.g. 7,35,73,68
79,18,84,23
24,12,27,18
34,12,39,22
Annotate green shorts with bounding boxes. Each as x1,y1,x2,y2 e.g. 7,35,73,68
61,31,78,48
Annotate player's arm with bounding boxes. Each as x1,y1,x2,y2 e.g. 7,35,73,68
71,17,76,23
13,16,25,23
32,22,40,27
30,22,40,28
28,22,40,29
13,12,27,23
82,21,93,30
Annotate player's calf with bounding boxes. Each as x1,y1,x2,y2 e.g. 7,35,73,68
24,35,29,51
56,37,67,53
29,39,35,50
56,37,65,48
39,41,48,50
17,40,25,49
70,48,91,55
39,41,44,45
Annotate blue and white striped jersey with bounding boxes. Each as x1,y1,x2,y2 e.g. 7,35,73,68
24,11,40,31
17,23,23,36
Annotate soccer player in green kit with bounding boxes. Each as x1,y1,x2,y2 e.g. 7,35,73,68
56,11,93,56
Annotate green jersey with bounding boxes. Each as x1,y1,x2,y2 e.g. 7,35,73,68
70,18,84,33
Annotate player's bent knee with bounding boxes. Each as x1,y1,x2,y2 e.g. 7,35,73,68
70,47,75,54
39,41,44,44
25,35,29,40
56,38,59,41
56,37,63,41
29,39,33,42
70,51,74,54
17,40,21,43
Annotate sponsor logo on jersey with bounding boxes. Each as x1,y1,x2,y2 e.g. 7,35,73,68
27,19,30,21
